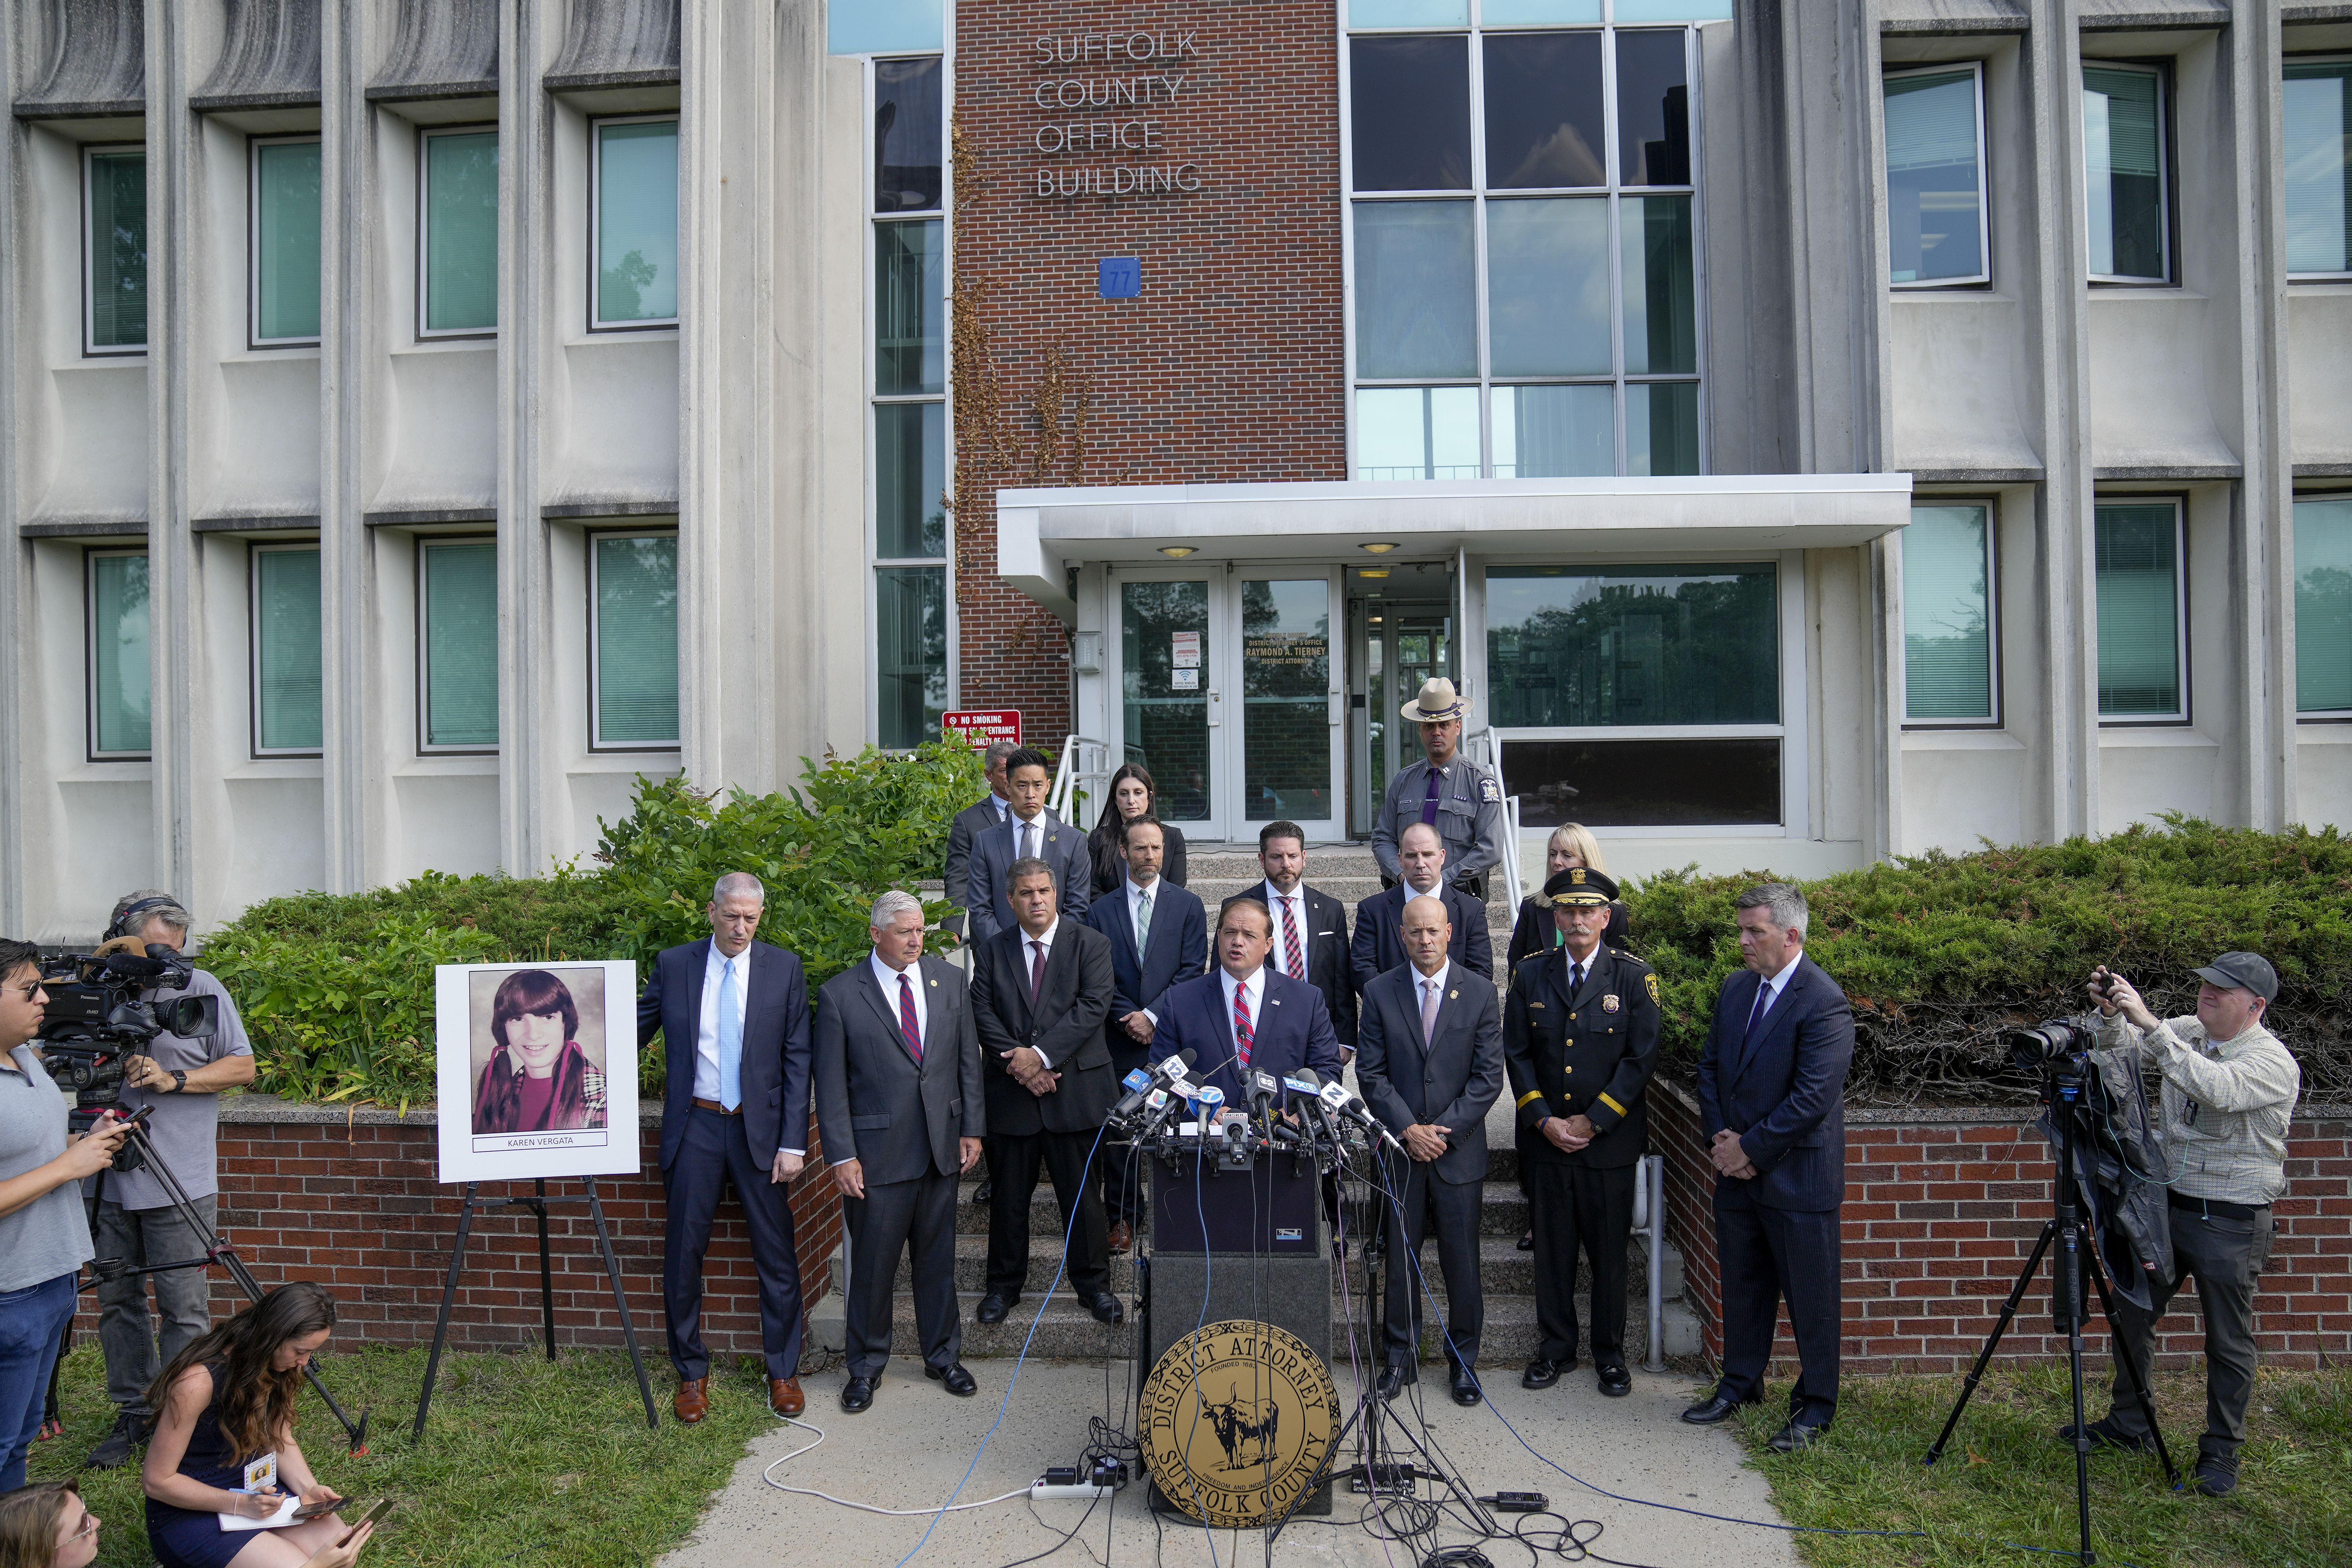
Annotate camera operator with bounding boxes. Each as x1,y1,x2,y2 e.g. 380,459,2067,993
2075,954,2301,1498
83,893,255,1473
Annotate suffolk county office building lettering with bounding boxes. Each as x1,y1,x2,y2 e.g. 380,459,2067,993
1033,29,1204,196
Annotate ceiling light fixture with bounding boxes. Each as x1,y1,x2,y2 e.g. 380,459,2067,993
1157,545,1199,558
1359,542,1400,554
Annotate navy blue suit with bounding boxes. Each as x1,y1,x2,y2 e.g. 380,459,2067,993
637,938,813,1382
1350,882,1492,997
1694,954,1856,1425
1083,879,1207,1227
1149,968,1345,1108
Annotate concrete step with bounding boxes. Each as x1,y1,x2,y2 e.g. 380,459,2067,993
954,1178,1548,1238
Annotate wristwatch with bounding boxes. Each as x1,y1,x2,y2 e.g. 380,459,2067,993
170,1069,188,1093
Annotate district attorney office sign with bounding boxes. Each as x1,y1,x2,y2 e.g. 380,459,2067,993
943,710,1022,748
1030,27,1205,197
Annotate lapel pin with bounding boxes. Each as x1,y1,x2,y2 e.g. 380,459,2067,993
1448,990,1458,999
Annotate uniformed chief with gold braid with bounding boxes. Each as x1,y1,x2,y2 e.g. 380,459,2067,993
1503,865,1661,1398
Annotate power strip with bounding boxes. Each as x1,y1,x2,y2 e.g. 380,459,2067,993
1029,1480,1116,1503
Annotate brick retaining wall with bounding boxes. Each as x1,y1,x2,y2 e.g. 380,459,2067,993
1655,1085,2352,1374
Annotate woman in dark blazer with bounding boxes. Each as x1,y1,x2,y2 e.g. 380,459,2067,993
1088,764,1188,895
1507,824,1627,1248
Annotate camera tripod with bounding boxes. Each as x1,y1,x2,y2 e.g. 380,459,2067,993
81,1116,372,1454
1924,1068,2177,1566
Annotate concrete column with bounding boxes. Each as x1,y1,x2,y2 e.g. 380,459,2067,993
145,0,201,902
0,15,22,933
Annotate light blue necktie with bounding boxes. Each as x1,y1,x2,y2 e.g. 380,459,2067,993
717,956,742,1110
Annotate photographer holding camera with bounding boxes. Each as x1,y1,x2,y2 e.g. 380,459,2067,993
2074,953,2301,1497
83,893,255,1472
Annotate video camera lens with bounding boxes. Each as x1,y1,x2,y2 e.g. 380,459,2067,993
2005,1018,2099,1074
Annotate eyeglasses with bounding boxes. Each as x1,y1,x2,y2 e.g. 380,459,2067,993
60,1512,99,1545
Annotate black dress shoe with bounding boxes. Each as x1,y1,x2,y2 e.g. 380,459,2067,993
1521,1358,1563,1390
1767,1420,1828,1452
1375,1364,1410,1401
840,1376,875,1413
1596,1362,1631,1398
1681,1390,1758,1425
1087,1291,1125,1325
1517,1230,1534,1251
1449,1368,1482,1406
973,1180,993,1204
926,1361,978,1397
975,1293,1017,1325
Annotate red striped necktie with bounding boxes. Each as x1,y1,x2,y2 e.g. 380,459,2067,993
1232,980,1254,1071
898,972,922,1061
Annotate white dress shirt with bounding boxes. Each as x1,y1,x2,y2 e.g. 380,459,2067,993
1218,963,1267,1070
1125,875,1163,1025
1413,960,1452,1026
699,941,802,1157
1263,882,1309,978
1014,918,1062,1067
1007,809,1048,862
870,950,927,1046
1752,947,1804,1021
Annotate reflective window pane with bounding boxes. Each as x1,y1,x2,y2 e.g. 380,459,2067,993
1483,1,1603,22
1348,0,1468,24
2294,497,2352,713
423,131,498,333
1121,580,1212,821
1501,737,1779,826
1354,200,1476,378
2283,63,2351,276
1613,0,1732,20
594,534,680,747
1355,387,1480,480
1483,32,1605,189
1903,505,1994,722
254,140,321,342
829,0,942,55
1884,69,1987,284
1614,31,1691,186
254,546,323,752
877,565,947,749
89,552,151,757
876,57,944,213
875,218,944,394
1488,198,1610,376
2083,65,2167,281
876,402,947,558
595,120,678,324
1241,580,1332,822
1486,563,1778,726
1350,36,1472,192
1627,381,1699,475
2094,503,2182,717
421,541,499,748
1621,195,1695,374
1494,385,1615,478
86,148,147,350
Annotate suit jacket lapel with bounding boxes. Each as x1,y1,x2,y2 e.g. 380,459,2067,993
917,958,945,1071
1729,969,1772,1082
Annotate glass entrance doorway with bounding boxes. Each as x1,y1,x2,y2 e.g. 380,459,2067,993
1347,562,1457,837
1112,566,1344,841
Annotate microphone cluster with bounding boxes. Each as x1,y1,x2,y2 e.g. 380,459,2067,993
1105,1054,1397,1172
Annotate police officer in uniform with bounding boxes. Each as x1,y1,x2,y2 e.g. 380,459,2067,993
1505,866,1661,1397
1371,678,1508,900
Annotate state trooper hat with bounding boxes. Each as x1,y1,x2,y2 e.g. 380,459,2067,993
2192,951,2279,1003
1539,866,1619,907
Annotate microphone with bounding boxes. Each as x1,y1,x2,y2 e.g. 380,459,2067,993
1109,1067,1158,1124
1319,1078,1405,1154
1249,1071,1282,1136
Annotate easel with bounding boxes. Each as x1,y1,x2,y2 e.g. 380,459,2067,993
413,1176,659,1437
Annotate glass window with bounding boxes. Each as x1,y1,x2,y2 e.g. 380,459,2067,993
1884,65,1989,286
421,128,498,335
87,550,151,759
2094,501,2184,720
1483,32,1605,189
251,138,321,345
591,532,679,748
1627,381,1700,475
1350,0,1470,24
1622,195,1697,373
1614,31,1691,187
1350,36,1472,192
2284,60,2352,278
1500,736,1779,826
1493,385,1615,477
1355,386,1481,479
1484,2,1604,26
1354,200,1477,379
1903,504,1996,723
592,118,678,328
829,0,942,55
2295,496,2352,715
252,544,322,754
419,539,499,750
1241,580,1333,822
877,566,946,749
84,146,147,354
1486,563,1779,727
1488,198,1610,376
877,401,946,558
876,57,943,213
876,219,945,394
2083,64,2169,283
1121,580,1212,820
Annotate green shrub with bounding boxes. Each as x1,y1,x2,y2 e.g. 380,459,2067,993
1624,815,2352,1104
200,735,989,1109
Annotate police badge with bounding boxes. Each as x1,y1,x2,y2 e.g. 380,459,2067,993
1644,973,1660,1005
1602,994,1620,1013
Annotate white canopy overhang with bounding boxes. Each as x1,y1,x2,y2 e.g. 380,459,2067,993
995,473,1917,618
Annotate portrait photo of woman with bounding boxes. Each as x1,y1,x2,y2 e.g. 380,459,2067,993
470,969,608,1137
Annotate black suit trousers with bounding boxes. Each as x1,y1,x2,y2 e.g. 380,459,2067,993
842,1166,960,1377
662,1107,804,1381
1712,1180,1842,1423
1378,1158,1485,1372
984,1129,1111,1298
1528,1160,1635,1363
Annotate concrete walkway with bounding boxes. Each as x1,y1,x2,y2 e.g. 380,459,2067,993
660,1359,1799,1567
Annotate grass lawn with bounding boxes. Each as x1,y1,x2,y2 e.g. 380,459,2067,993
28,1342,777,1568
1724,1364,2352,1568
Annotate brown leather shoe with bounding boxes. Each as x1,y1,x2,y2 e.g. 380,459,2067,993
673,1377,709,1425
1108,1219,1133,1254
769,1377,804,1417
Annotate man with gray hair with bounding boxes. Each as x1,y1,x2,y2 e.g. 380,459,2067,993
85,891,255,1471
1682,882,1855,1452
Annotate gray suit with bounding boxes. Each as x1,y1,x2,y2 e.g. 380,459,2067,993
943,795,1009,926
965,809,1091,943
815,955,985,1377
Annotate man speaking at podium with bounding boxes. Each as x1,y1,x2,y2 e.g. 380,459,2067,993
1151,900,1343,1108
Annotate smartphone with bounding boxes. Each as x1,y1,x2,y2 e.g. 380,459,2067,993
291,1497,341,1521
336,1499,394,1546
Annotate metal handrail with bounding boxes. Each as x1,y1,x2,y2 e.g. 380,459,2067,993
1049,734,1112,828
1500,793,1524,913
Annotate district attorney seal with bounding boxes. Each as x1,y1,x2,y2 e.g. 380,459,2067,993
1140,1319,1337,1526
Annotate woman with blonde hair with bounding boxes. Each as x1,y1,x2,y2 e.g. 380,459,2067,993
0,1479,100,1568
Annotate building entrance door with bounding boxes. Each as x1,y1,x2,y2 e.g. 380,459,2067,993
1346,563,1457,837
1110,566,1344,843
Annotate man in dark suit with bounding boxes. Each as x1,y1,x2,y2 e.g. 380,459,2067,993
1084,816,1207,1250
1353,821,1492,996
1505,867,1662,1399
1151,899,1344,1107
1224,819,1356,1057
1681,882,1855,1451
970,857,1122,1327
814,890,987,1413
966,747,1091,942
942,740,1018,931
636,872,813,1424
1357,895,1505,1406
